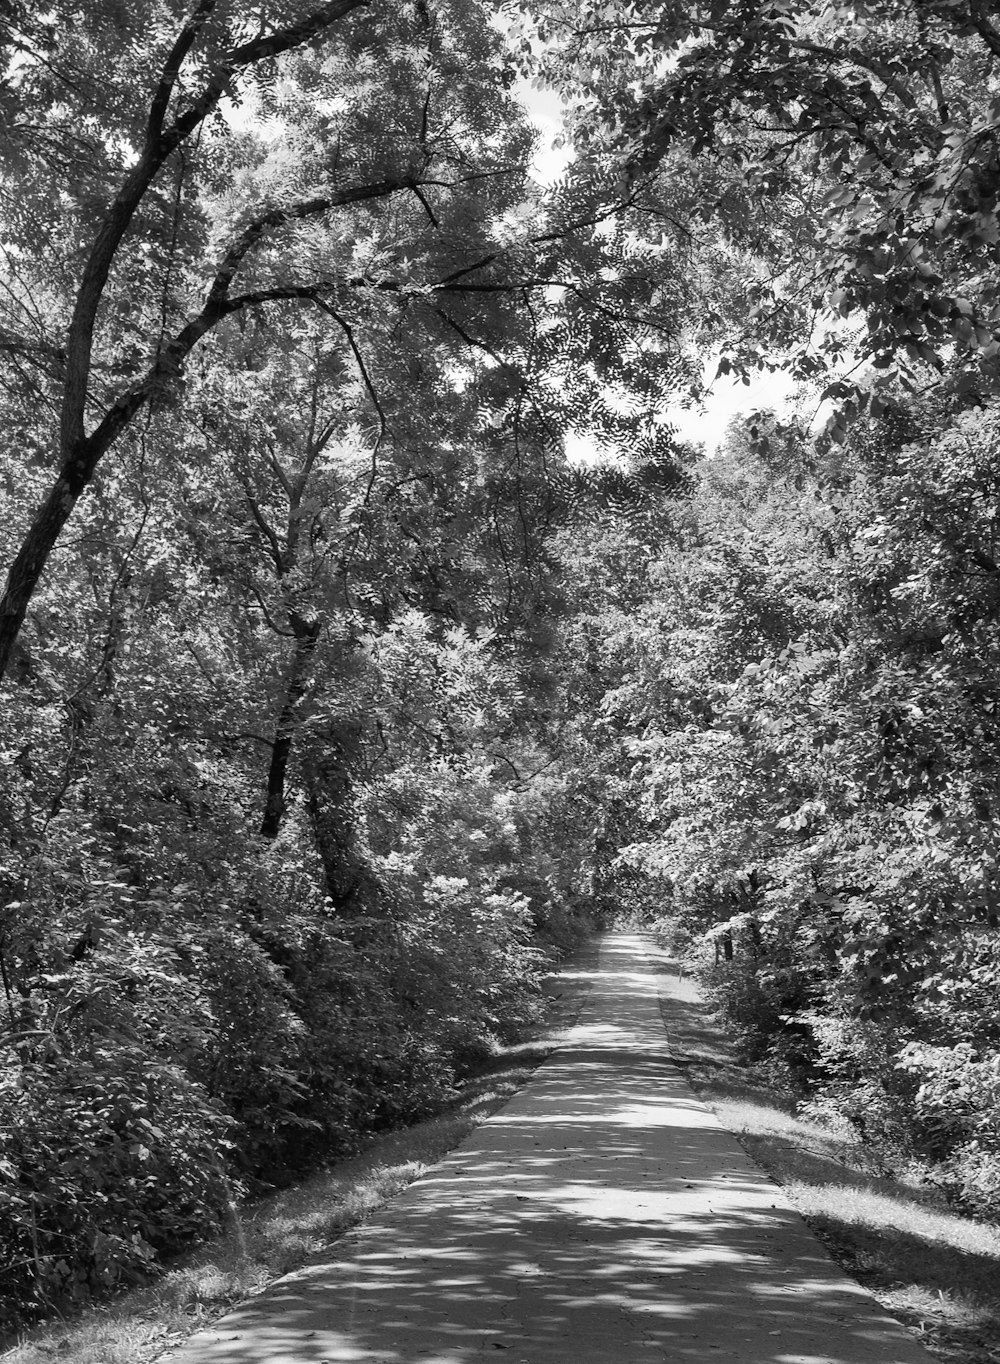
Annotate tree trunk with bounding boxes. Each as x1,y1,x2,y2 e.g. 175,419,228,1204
259,622,321,838
0,468,90,679
303,719,376,914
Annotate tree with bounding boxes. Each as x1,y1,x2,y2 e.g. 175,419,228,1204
514,0,1000,428
0,0,711,683
573,400,1000,1205
0,0,524,676
2,3,690,1317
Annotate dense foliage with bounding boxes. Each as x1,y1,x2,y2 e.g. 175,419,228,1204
602,411,1000,1217
0,0,661,1324
517,0,1000,403
3,0,1000,1333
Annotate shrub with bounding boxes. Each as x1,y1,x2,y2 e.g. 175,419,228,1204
0,1048,233,1325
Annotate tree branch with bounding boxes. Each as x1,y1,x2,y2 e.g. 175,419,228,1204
244,488,287,576
60,0,369,467
311,297,386,509
0,328,65,376
0,174,409,683
969,0,1000,60
228,0,368,65
147,0,218,142
411,183,439,228
205,178,409,308
248,585,297,637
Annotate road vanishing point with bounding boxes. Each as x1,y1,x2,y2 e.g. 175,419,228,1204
162,934,934,1364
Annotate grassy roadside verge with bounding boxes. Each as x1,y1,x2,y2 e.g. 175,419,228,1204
0,940,599,1364
653,949,1000,1364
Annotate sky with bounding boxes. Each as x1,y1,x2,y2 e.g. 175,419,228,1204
667,363,800,455
520,83,801,460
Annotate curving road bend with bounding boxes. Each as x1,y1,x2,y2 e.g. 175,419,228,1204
161,933,933,1364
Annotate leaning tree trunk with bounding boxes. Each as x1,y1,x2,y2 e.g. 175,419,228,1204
0,0,382,687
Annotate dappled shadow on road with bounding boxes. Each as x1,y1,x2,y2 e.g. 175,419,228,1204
173,935,930,1364
654,946,1000,1359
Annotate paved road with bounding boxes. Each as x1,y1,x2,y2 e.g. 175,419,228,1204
163,934,933,1364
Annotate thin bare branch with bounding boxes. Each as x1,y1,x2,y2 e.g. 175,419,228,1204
411,184,440,228
243,488,286,576
310,298,387,507
248,584,297,637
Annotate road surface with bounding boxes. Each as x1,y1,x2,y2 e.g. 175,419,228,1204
162,933,933,1364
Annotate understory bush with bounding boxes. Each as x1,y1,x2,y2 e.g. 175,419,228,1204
899,1042,1000,1215
0,1048,234,1323
0,797,581,1328
646,892,1000,1213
